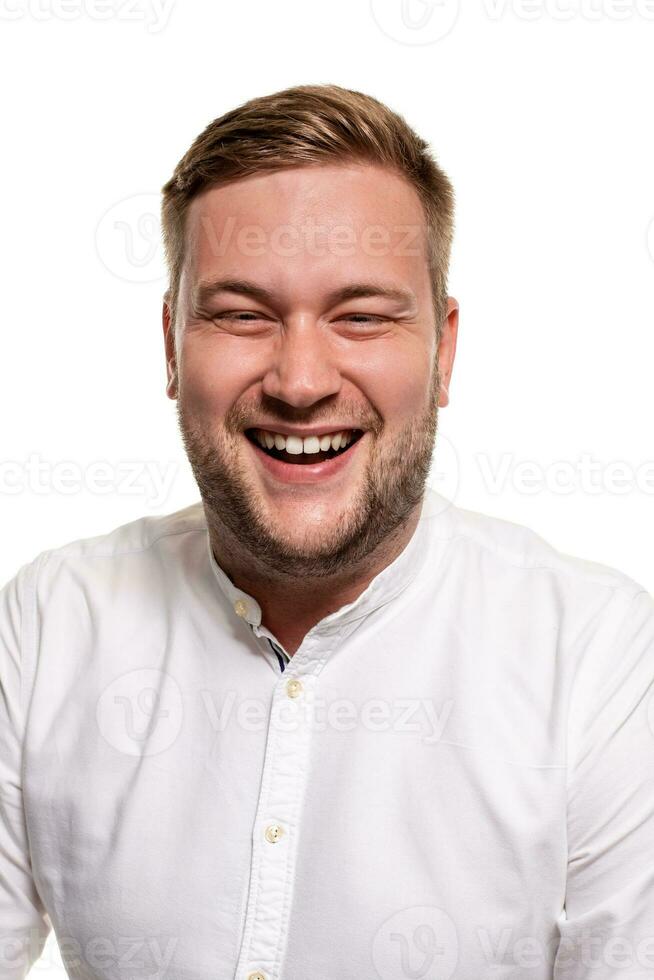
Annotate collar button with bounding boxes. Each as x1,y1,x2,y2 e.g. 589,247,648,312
234,598,249,619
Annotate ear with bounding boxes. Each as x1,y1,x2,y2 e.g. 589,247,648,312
437,297,459,408
162,291,178,400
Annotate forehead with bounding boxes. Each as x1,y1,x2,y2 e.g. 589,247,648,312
183,163,431,299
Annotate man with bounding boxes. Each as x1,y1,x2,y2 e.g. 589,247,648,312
1,84,653,980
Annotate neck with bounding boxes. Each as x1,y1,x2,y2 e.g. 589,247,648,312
208,503,422,656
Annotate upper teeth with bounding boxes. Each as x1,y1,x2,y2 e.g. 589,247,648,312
252,429,356,454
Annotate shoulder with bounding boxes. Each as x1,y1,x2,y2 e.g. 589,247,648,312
0,500,209,609
41,500,207,563
422,486,649,602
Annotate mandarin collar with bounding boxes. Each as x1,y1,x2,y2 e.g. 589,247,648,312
206,487,451,638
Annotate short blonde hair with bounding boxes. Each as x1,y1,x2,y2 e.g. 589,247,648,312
161,83,455,340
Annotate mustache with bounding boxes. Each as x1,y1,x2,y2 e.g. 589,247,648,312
224,397,383,436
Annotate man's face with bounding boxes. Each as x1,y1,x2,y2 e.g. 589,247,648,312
163,162,457,577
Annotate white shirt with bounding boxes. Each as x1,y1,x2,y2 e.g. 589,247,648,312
1,486,653,980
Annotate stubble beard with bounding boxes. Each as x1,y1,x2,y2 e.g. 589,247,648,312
176,367,440,580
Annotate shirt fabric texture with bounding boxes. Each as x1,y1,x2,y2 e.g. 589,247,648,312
1,486,653,979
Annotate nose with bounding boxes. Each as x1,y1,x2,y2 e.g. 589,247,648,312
261,316,342,408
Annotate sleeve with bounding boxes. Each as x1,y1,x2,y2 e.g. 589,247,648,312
554,588,654,980
0,561,51,979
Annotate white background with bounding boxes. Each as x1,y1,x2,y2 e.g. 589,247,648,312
0,0,652,974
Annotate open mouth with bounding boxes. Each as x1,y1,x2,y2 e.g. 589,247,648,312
245,427,365,465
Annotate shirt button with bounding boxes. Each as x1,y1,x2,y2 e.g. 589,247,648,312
264,823,284,844
247,973,266,980
234,598,249,618
286,678,303,699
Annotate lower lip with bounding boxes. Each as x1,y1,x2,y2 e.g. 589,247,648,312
246,433,366,484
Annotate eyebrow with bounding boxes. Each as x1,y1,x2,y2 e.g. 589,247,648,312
192,277,417,311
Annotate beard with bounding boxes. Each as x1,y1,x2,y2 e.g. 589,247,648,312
176,364,441,580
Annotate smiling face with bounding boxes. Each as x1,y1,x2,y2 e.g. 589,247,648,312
163,162,458,578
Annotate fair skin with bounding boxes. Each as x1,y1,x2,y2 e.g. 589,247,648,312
162,162,458,655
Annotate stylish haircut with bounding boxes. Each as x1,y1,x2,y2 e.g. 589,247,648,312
161,83,455,341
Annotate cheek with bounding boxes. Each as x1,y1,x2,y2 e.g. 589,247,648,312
353,343,434,424
179,337,257,413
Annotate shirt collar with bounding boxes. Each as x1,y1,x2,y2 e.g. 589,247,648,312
206,486,450,639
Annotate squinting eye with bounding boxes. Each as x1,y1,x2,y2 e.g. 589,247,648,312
210,311,387,328
214,312,264,321
341,315,385,324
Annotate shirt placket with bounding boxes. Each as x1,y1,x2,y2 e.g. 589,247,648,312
248,621,290,673
267,638,288,673
233,643,317,980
